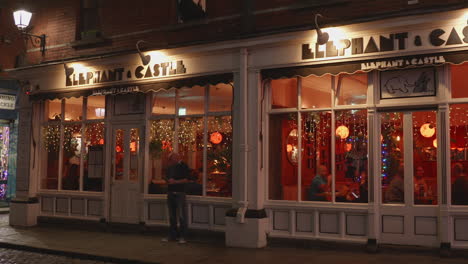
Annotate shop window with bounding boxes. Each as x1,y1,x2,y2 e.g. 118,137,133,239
301,75,332,109
152,89,176,115
209,83,232,112
301,111,331,202
450,104,468,205
271,78,298,109
149,84,232,197
177,85,205,115
335,109,368,203
335,72,368,105
381,112,405,204
206,116,232,197
64,97,83,122
268,113,298,201
86,96,106,120
41,96,106,192
178,0,206,23
451,63,468,99
45,99,62,121
149,119,175,194
84,122,105,191
412,111,437,205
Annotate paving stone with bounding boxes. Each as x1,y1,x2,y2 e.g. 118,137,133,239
0,248,115,264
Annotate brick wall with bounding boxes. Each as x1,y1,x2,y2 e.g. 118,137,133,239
0,0,466,70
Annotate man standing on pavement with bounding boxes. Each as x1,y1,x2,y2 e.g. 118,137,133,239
163,152,190,243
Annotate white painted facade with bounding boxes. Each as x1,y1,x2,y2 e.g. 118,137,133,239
8,8,468,250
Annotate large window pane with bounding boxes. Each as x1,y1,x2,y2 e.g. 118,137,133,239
149,119,174,194
46,99,62,121
64,97,83,122
335,109,368,203
451,63,468,99
381,112,404,204
42,125,60,189
178,86,205,115
450,104,468,205
301,111,331,201
62,124,82,190
412,111,437,205
87,96,106,120
209,84,232,112
84,122,104,191
269,113,298,200
206,116,232,197
336,72,368,105
178,117,204,193
301,75,331,109
271,78,297,109
152,89,176,115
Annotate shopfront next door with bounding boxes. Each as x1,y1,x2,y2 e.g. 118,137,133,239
110,125,142,224
379,110,439,246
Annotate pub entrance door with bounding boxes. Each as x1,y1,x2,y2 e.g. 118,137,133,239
109,124,143,224
379,110,440,246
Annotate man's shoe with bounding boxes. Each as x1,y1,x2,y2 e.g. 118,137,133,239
161,237,175,242
178,238,187,244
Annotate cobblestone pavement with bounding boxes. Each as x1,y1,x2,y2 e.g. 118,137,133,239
0,248,116,264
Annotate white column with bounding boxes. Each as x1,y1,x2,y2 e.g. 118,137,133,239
225,48,267,248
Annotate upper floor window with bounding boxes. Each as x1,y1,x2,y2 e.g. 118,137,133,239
178,0,206,23
79,0,101,40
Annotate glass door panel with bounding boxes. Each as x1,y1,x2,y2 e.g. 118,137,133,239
129,128,140,182
412,111,437,205
381,112,405,204
114,129,125,181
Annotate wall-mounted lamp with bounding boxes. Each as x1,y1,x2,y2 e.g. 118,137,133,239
136,40,151,65
13,9,46,56
314,14,329,45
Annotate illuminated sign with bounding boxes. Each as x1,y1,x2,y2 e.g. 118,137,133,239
65,57,187,87
302,25,468,61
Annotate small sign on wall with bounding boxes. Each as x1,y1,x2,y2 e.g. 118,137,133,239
0,94,16,110
380,67,436,99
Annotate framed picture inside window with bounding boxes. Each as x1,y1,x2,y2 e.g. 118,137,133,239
380,67,436,99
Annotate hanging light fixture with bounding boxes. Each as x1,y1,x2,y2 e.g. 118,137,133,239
420,123,435,138
13,9,47,55
336,125,349,139
136,40,151,65
314,14,329,45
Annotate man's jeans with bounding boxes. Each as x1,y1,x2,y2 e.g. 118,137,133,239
167,192,187,240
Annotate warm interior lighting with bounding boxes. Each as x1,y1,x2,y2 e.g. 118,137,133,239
13,10,32,29
210,132,223,144
178,107,186,116
433,139,437,148
95,108,105,118
130,142,137,152
396,135,401,141
336,125,349,139
420,123,436,138
286,144,293,153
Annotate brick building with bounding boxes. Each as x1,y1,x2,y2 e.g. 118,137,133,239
2,0,468,250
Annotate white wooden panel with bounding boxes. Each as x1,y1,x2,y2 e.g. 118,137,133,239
41,197,54,212
192,204,209,224
214,207,227,226
148,202,167,221
320,213,339,234
71,199,84,215
346,214,367,236
414,216,437,236
454,218,468,241
87,200,103,216
273,211,289,231
382,215,404,234
56,198,68,214
296,212,314,233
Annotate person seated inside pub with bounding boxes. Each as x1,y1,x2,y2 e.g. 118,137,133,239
414,165,430,204
308,165,331,201
385,167,404,203
452,163,468,205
